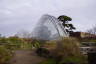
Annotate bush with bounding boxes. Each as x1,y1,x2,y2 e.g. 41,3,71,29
0,46,12,64
43,41,57,50
36,47,50,58
51,37,85,64
38,37,87,64
32,39,46,47
54,37,81,57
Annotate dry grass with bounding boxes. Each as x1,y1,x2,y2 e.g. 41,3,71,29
39,37,87,64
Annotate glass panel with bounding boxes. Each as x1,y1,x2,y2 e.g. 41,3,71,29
32,14,68,40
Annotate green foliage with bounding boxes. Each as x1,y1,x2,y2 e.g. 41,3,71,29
8,37,22,45
0,37,35,63
36,48,50,58
58,15,76,34
0,46,12,64
81,38,96,43
32,42,40,48
20,41,32,49
58,15,72,22
32,39,46,48
60,56,86,64
43,41,57,50
0,37,8,44
90,39,96,42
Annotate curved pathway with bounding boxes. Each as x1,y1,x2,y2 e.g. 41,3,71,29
10,50,45,64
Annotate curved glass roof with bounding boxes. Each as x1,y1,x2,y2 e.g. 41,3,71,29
32,14,69,40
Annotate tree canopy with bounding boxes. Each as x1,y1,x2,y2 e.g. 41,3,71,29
58,15,76,34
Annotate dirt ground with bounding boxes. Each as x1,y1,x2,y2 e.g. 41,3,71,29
10,50,45,64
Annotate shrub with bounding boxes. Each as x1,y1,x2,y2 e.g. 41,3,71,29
43,40,57,50
51,37,85,64
0,46,12,64
36,47,50,58
38,37,86,64
54,37,81,57
32,39,46,48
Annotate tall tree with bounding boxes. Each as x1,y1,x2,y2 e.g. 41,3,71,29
58,15,76,34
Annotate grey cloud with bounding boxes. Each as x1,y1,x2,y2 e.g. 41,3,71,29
0,0,96,36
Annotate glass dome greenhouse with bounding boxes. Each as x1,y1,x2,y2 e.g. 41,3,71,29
32,14,69,40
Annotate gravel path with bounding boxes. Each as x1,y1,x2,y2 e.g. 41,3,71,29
10,50,44,64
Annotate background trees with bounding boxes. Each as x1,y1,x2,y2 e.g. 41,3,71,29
87,25,96,35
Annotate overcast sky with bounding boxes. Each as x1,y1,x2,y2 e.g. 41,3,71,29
0,0,96,36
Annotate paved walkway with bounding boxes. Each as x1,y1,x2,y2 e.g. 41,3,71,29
10,50,44,64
